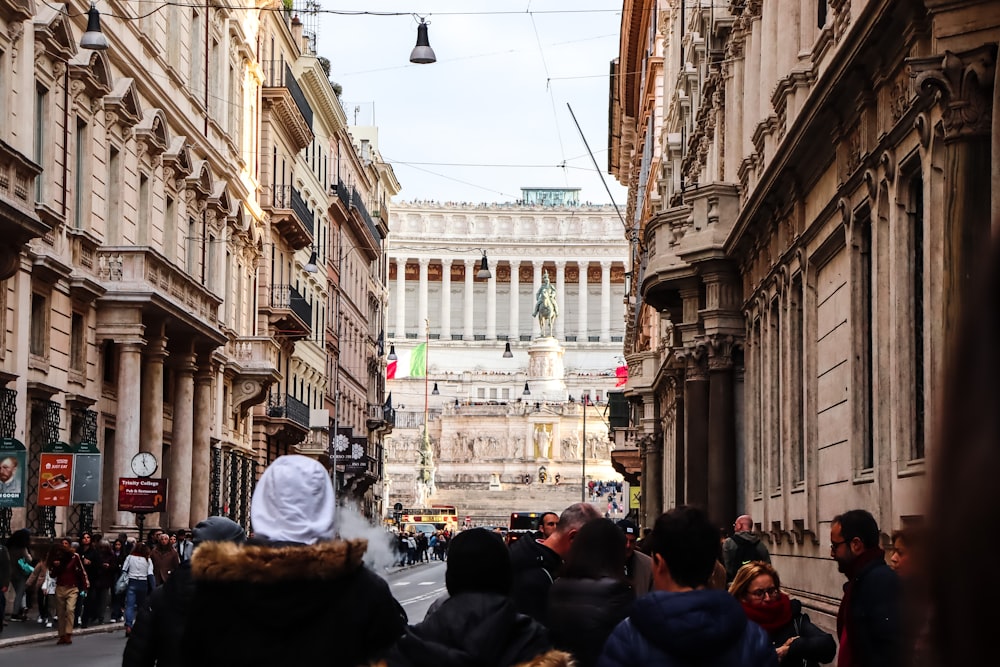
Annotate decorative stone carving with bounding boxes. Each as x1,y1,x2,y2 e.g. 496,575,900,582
911,46,996,142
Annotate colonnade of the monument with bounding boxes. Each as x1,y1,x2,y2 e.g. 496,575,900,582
392,257,618,342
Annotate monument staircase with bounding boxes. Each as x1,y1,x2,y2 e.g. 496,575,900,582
428,481,617,526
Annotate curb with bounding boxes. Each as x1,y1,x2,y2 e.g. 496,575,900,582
0,623,120,649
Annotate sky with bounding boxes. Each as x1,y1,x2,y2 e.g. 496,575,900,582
313,1,628,205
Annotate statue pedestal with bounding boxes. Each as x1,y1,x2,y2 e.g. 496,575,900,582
527,337,567,401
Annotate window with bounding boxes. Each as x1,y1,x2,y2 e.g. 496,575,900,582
34,84,47,201
191,10,203,101
74,119,88,229
909,172,925,460
70,312,86,372
107,146,121,243
206,234,216,288
137,173,150,244
791,275,804,484
186,217,198,274
30,292,48,357
164,196,176,260
102,340,116,383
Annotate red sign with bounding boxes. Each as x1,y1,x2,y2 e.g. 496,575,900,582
117,478,168,513
38,453,74,506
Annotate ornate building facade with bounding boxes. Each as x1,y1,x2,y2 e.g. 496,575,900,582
611,0,998,626
384,193,628,514
0,1,395,539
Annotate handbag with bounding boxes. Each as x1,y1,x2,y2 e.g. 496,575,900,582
114,569,129,595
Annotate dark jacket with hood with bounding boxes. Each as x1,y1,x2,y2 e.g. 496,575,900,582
122,560,194,667
597,589,778,667
547,576,634,667
509,537,562,625
184,538,407,667
375,592,572,667
837,552,901,667
768,599,836,667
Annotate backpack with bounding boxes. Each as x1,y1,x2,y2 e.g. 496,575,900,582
732,534,761,568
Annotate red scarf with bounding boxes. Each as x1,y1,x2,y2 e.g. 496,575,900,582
741,592,792,635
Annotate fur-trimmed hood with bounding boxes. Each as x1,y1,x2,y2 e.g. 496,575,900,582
191,537,368,584
184,537,407,667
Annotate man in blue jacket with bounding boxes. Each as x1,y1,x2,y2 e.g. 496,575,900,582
598,506,777,667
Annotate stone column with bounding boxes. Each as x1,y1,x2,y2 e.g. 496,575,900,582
463,259,475,341
684,351,709,511
600,260,613,342
912,47,996,372
167,350,196,530
532,261,544,339
417,258,429,331
577,261,589,342
486,264,497,340
140,334,168,462
114,340,145,527
190,357,214,527
707,339,736,529
440,259,452,340
554,260,566,340
395,257,406,338
509,260,521,342
644,427,663,523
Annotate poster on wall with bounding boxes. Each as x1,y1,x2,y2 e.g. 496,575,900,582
38,441,75,507
71,441,102,505
0,438,27,508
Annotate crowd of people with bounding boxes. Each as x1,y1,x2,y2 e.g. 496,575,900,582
393,530,450,566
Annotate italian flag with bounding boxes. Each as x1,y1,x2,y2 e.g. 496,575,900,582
386,359,397,379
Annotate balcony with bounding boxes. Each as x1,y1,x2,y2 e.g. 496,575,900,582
351,187,382,245
0,139,48,280
258,392,310,447
263,185,313,250
366,402,396,433
226,337,282,420
263,284,312,339
261,61,314,152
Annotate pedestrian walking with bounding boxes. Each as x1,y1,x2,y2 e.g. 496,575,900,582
149,532,179,586
6,528,32,622
723,515,771,582
730,561,836,666
547,519,635,667
121,543,154,637
47,538,89,645
0,538,10,634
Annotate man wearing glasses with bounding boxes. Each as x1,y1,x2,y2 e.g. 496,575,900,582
830,509,901,667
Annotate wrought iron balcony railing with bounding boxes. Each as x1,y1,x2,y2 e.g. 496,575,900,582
270,284,312,329
266,393,310,429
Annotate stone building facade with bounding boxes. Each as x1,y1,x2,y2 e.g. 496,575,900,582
611,0,998,625
0,1,394,538
384,194,628,513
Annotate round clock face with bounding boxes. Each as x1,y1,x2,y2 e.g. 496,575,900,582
131,452,157,477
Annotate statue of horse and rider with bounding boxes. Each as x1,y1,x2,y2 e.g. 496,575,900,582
533,272,559,338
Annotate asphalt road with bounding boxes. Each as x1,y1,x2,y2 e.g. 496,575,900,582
0,561,446,666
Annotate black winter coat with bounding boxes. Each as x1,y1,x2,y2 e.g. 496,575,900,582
184,538,407,667
547,576,634,667
768,599,837,667
842,558,902,667
122,560,194,667
379,591,562,667
509,537,562,625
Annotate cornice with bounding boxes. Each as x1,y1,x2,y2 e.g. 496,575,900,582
297,64,348,135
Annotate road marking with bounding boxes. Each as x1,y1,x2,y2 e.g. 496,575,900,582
418,581,434,585
400,586,447,606
393,581,411,586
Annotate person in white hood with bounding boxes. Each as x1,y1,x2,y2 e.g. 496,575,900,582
184,455,407,666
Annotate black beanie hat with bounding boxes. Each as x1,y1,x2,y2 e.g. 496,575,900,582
193,516,246,547
445,528,512,597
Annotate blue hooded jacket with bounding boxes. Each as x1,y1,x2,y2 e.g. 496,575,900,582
597,589,778,667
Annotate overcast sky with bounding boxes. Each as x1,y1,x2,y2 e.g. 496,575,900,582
314,1,628,205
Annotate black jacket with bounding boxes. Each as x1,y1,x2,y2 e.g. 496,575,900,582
122,561,195,667
547,576,634,667
379,591,561,667
844,558,902,667
768,599,837,667
184,538,407,667
509,537,562,625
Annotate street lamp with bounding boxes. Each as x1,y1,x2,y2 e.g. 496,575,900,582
432,382,440,395
304,248,318,273
409,18,437,64
503,341,514,358
580,394,590,502
522,382,531,396
80,2,109,51
387,344,397,361
476,252,492,279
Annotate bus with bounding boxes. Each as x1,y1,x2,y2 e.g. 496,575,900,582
399,505,458,535
507,511,548,545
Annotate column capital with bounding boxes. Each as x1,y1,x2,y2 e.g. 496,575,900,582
508,258,521,268
395,257,407,266
417,257,431,267
464,258,476,268
911,45,996,142
173,351,198,375
118,339,146,354
144,336,169,360
440,257,453,267
532,259,545,269
554,260,567,270
600,259,614,269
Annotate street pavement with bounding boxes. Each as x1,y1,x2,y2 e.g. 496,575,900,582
0,559,445,664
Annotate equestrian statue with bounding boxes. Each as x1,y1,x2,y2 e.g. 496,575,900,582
533,272,559,338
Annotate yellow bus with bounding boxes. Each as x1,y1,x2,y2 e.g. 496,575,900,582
400,505,458,535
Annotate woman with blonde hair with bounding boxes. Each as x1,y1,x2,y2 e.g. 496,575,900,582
729,562,835,666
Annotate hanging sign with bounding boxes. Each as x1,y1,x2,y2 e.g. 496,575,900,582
118,477,168,513
38,441,75,507
72,440,102,504
0,437,27,508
